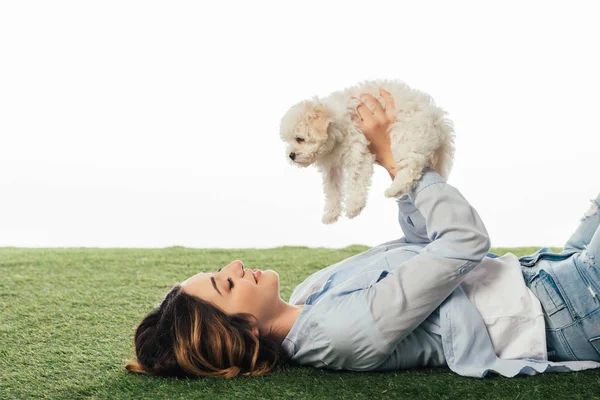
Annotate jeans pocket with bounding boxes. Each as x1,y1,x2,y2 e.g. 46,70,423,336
589,336,600,358
530,270,567,316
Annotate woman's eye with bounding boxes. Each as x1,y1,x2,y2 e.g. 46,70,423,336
295,137,305,143
227,277,234,290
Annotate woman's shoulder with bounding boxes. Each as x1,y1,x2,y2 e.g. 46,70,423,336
289,299,389,371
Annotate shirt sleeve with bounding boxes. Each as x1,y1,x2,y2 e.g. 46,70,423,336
366,171,491,356
395,194,431,245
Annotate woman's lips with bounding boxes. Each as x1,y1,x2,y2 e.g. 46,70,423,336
253,269,262,283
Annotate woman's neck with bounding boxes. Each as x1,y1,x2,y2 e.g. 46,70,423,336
261,300,303,345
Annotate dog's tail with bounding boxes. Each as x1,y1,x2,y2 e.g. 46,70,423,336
432,117,455,181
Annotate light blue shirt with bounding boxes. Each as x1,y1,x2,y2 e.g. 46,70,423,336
282,168,600,377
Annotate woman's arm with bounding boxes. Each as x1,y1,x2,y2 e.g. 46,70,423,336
367,172,491,345
318,171,491,370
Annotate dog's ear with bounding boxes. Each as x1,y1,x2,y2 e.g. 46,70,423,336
306,104,332,142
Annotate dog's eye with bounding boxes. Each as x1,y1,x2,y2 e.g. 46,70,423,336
296,137,305,143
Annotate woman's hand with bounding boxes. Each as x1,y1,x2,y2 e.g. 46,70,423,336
351,89,401,178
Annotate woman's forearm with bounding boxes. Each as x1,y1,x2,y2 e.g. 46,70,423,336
386,165,403,180
378,152,401,180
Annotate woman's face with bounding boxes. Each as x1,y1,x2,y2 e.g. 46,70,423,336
180,260,281,330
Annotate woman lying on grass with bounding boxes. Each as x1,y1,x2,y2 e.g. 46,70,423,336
125,93,600,379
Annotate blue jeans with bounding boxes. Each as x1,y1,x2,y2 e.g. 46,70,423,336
519,193,600,362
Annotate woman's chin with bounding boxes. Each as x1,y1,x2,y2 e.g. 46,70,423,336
261,269,279,282
259,270,280,289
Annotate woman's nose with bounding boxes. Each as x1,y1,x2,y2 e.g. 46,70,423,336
219,260,244,274
226,260,245,273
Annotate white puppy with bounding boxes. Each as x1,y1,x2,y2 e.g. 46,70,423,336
280,79,455,224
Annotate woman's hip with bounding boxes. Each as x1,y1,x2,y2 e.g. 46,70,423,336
524,255,600,361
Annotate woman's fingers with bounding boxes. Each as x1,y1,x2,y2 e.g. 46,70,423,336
379,88,396,120
351,91,394,128
350,96,365,122
355,102,372,123
360,94,386,121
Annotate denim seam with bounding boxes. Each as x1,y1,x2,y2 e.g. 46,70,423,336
589,338,600,357
546,268,580,320
556,328,579,361
536,270,570,316
582,306,600,321
546,326,579,361
546,306,600,330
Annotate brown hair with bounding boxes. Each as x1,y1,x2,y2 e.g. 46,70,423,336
125,285,288,378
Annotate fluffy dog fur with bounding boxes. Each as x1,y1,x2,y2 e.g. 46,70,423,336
280,79,455,224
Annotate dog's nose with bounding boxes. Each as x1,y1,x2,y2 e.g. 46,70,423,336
289,152,296,161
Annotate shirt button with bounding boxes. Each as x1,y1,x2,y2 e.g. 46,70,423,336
459,266,467,275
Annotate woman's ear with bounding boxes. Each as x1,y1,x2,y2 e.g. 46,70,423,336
243,314,260,337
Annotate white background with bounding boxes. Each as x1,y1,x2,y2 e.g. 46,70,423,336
1,1,598,249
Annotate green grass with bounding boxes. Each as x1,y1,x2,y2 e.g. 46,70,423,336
1,246,599,400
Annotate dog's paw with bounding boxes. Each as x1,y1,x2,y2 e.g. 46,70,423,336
384,187,402,198
322,210,341,224
385,174,417,198
345,203,365,219
384,185,411,198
